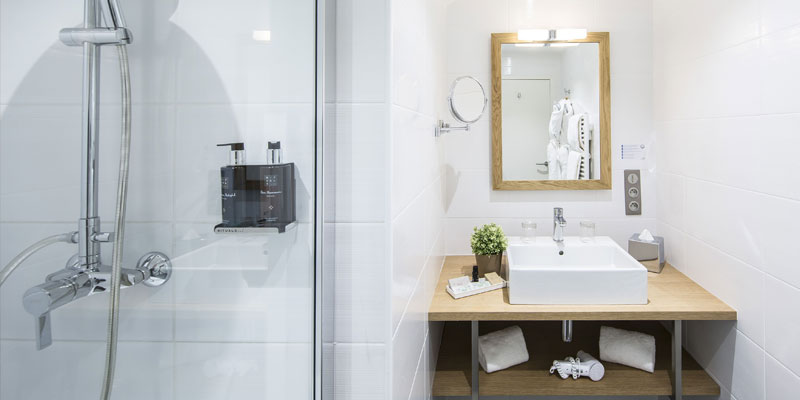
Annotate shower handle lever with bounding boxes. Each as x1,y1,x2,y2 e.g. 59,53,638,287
23,277,79,350
35,313,52,350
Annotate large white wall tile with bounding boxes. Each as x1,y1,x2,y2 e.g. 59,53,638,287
687,321,765,400
766,354,800,400
391,106,439,218
172,227,313,343
765,276,800,377
328,223,387,344
174,342,312,400
508,0,599,33
685,237,765,346
760,25,800,115
336,0,388,103
329,104,388,223
761,0,800,35
171,0,315,104
653,0,759,66
684,180,800,289
333,343,387,400
446,0,510,76
0,340,173,400
445,216,656,255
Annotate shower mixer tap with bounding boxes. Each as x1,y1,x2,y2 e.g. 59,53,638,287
22,252,171,350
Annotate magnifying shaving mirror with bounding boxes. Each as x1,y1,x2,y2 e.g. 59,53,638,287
435,75,488,137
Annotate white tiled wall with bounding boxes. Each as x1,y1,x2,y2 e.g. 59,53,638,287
654,0,800,398
0,0,316,399
389,0,447,399
443,0,656,254
326,0,391,398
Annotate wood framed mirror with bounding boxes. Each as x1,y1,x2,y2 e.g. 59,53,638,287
491,32,611,190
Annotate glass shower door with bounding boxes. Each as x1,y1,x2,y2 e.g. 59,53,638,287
0,0,317,399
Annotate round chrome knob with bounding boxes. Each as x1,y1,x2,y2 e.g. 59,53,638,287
136,252,172,287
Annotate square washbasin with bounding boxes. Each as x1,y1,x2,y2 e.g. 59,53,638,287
507,237,648,305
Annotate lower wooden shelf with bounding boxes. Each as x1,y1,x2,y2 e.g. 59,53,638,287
432,321,720,397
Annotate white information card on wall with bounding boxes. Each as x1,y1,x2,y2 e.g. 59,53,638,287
621,144,647,160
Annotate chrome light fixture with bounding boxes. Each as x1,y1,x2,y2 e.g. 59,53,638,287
517,28,587,42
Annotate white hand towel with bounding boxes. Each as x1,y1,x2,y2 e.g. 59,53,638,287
547,140,561,180
478,325,529,373
565,150,582,180
599,326,656,373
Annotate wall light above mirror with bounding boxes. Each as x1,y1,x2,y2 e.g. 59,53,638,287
491,32,611,190
517,28,588,42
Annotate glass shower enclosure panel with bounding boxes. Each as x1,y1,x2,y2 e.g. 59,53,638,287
0,0,318,399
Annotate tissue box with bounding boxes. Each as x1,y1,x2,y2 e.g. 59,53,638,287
628,234,665,273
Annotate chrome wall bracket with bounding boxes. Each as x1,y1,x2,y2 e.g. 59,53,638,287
434,120,471,137
59,27,132,46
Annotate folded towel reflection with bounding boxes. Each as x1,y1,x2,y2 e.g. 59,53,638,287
599,326,656,373
565,150,582,180
478,325,529,373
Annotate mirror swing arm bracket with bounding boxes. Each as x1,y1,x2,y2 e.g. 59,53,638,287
435,120,471,137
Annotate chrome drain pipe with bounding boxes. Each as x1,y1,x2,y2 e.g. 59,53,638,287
562,320,573,342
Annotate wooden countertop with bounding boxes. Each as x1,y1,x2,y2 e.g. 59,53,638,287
429,256,737,321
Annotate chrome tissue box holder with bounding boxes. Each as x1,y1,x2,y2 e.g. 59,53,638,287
627,234,665,273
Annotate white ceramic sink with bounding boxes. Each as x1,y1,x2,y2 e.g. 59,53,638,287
507,236,648,305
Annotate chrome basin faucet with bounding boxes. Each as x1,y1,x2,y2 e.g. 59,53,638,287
553,207,567,242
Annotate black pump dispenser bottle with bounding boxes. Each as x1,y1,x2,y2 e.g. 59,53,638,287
217,143,250,227
256,141,296,232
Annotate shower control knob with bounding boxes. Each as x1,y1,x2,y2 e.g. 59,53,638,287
137,252,173,287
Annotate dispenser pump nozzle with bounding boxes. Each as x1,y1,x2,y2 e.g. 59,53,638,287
267,141,282,165
217,142,246,165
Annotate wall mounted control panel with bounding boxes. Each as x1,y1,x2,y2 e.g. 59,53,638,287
624,169,642,216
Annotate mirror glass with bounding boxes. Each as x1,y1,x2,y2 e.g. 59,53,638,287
501,42,599,181
450,76,487,123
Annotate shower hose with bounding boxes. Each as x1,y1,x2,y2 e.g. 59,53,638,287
0,43,133,400
99,43,132,400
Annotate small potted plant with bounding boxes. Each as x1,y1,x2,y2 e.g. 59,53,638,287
470,223,508,276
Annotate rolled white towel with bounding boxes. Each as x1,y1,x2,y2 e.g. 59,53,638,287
478,325,529,373
599,326,656,373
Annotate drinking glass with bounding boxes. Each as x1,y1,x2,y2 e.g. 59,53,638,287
580,221,595,242
521,220,537,242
